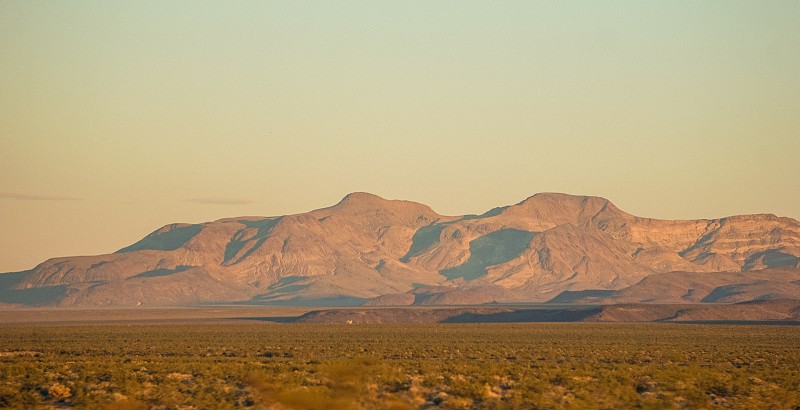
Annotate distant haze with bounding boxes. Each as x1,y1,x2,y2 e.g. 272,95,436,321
1,1,799,272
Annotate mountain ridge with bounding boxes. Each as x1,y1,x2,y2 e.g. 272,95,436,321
2,192,799,307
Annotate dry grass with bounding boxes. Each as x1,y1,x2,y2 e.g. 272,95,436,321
0,323,798,408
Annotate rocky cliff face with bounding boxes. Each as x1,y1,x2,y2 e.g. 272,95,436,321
2,192,799,307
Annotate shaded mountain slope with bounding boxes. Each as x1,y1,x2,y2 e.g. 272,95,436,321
549,268,800,305
295,299,800,324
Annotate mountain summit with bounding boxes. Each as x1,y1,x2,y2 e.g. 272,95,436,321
2,193,799,307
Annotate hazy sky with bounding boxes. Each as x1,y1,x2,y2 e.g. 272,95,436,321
1,1,799,272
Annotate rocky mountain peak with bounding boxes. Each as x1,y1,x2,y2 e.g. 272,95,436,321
337,192,387,206
323,192,440,223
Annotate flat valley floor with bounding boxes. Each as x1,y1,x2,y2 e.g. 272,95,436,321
1,308,799,409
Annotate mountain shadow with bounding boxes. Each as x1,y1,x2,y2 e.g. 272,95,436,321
223,218,282,264
117,224,203,253
701,284,747,303
546,289,618,304
440,307,602,323
130,265,193,279
744,249,799,270
0,285,67,306
441,229,536,281
401,224,445,262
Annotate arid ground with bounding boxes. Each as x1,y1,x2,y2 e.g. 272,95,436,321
1,307,799,409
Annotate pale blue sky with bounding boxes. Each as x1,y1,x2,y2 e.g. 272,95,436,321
1,1,799,271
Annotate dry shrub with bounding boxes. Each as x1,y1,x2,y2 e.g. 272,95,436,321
47,383,71,402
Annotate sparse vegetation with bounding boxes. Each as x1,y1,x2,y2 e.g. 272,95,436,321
1,323,799,408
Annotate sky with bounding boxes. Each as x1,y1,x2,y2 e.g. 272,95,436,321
1,1,799,272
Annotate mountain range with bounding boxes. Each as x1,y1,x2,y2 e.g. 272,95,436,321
1,192,799,307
